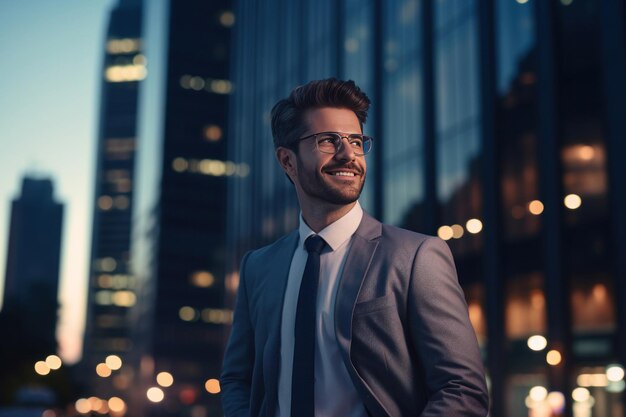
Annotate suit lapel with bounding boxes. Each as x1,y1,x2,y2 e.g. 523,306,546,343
264,230,298,416
334,213,389,417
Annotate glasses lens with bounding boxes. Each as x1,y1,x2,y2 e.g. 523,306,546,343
361,136,372,155
316,133,341,154
314,133,373,155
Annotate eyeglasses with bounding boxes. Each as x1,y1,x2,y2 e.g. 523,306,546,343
296,131,373,156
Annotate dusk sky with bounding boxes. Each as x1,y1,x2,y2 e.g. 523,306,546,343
0,0,116,364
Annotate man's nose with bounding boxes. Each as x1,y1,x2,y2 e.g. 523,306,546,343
334,137,356,161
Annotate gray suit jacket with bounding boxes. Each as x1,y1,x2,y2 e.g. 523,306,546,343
221,212,489,417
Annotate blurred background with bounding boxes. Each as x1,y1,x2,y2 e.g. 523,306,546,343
1,0,625,416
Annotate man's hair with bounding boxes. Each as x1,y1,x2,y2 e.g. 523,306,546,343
270,78,371,150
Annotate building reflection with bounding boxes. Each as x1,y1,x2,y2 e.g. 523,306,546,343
227,1,626,416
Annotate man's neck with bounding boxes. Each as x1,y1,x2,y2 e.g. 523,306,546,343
300,201,357,233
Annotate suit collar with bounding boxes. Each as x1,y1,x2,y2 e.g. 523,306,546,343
334,212,388,416
263,230,298,416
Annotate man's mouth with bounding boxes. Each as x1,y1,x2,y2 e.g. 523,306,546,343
329,171,355,177
324,166,361,177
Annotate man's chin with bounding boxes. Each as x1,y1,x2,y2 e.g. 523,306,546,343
321,188,362,206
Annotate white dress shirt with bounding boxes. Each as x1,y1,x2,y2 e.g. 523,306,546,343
276,202,368,417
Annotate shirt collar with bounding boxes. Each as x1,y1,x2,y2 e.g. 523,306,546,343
298,201,364,252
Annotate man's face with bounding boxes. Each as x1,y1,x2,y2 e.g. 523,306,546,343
291,107,367,208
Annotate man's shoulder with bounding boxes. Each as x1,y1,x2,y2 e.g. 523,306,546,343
361,211,435,247
379,222,437,251
245,230,298,263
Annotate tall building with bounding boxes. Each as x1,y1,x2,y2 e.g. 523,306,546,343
81,0,143,400
227,1,626,417
0,176,64,394
129,0,233,415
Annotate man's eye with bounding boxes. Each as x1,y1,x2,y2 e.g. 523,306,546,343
318,136,336,144
350,139,364,148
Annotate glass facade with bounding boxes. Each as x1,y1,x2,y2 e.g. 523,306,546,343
81,0,143,400
228,0,626,416
129,0,233,416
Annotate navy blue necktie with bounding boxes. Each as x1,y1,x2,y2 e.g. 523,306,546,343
291,235,327,417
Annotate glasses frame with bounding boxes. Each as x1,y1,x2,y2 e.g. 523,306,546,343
294,131,373,156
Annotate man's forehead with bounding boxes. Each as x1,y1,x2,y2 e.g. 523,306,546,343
303,107,361,130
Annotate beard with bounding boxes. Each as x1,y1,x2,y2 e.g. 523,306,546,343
295,156,366,206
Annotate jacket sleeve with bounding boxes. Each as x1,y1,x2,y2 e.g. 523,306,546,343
221,252,254,417
407,237,489,416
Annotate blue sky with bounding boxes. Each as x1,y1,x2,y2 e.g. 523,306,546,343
0,0,116,363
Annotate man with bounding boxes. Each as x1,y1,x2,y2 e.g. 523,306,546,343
221,78,488,417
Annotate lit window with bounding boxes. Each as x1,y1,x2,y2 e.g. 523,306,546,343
219,11,235,27
190,271,215,288
105,64,147,82
98,196,113,211
204,125,223,142
95,291,113,306
112,291,136,307
96,257,117,272
172,157,189,172
106,38,142,54
179,306,198,322
105,138,135,160
207,79,232,94
114,195,130,210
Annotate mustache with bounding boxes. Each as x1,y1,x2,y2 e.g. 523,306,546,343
323,163,364,175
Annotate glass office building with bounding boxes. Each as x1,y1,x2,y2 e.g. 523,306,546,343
129,0,233,416
82,0,143,401
227,1,626,416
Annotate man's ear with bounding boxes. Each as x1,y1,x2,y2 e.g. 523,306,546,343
276,147,297,179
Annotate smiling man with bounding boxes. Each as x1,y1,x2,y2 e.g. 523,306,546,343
221,78,489,417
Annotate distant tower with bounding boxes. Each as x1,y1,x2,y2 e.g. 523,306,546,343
129,0,233,415
81,0,143,397
1,176,64,358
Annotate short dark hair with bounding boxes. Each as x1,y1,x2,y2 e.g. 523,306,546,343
270,78,371,150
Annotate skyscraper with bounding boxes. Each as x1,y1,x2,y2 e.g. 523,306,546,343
81,0,143,399
129,1,233,415
0,176,64,392
227,1,626,416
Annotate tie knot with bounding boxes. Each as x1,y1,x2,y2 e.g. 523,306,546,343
304,235,326,254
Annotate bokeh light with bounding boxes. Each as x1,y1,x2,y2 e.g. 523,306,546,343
205,378,221,394
564,194,582,209
606,364,625,382
528,200,544,215
96,363,112,377
465,218,483,234
437,225,453,240
572,387,590,402
106,355,123,370
529,386,548,402
546,350,562,366
45,354,62,370
156,371,174,387
108,397,126,413
75,398,91,414
527,335,547,351
34,361,50,375
147,387,164,403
